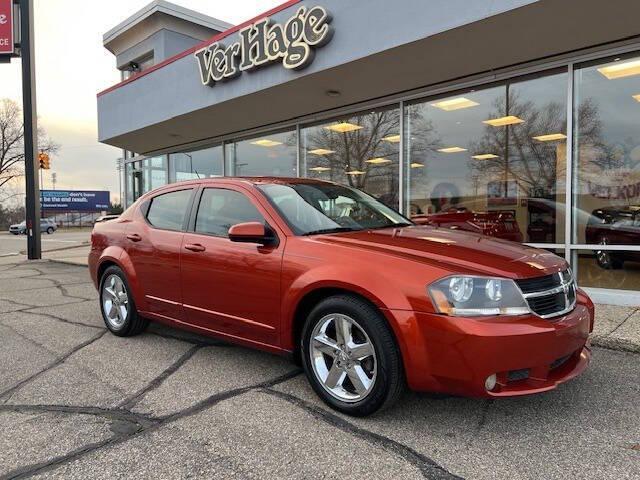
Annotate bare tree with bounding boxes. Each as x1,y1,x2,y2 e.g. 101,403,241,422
304,108,439,206
0,98,59,191
469,92,604,198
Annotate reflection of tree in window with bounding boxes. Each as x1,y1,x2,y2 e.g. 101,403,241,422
304,108,438,208
469,92,602,199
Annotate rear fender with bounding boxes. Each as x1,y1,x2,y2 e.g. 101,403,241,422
96,248,149,312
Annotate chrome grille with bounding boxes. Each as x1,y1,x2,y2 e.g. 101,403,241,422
515,269,577,319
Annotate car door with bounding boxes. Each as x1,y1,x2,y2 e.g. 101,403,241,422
124,187,195,321
180,185,284,347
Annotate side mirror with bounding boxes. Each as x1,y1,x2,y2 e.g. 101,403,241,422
228,222,276,246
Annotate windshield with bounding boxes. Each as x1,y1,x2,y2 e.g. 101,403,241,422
258,183,412,235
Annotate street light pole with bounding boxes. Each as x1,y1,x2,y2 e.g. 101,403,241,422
20,0,41,259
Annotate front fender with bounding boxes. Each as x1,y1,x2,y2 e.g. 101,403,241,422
281,265,414,353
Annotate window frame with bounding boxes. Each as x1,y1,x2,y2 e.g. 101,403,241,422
142,187,196,233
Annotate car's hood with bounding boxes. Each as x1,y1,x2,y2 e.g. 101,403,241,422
313,226,566,279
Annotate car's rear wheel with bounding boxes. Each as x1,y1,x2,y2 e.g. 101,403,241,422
46,227,54,234
301,295,405,416
99,266,148,336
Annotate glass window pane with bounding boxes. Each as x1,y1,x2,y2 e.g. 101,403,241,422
225,130,297,177
405,72,567,244
575,249,640,291
508,72,568,244
146,189,192,231
300,106,401,209
574,55,640,246
195,189,264,237
141,156,168,194
169,146,223,182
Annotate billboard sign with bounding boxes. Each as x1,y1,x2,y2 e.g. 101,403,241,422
0,0,14,56
41,190,110,212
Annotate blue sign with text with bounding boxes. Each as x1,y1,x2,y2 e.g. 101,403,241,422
41,190,110,212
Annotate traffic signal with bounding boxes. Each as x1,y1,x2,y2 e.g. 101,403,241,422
38,152,50,170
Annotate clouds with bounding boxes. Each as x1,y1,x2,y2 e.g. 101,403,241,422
1,0,282,203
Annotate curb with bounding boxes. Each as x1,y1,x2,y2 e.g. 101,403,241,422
591,335,640,354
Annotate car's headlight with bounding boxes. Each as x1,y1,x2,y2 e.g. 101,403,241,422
428,275,530,316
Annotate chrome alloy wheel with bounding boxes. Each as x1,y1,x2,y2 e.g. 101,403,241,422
596,237,612,268
309,314,377,403
102,274,129,329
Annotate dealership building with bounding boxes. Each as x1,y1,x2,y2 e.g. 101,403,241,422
98,0,640,305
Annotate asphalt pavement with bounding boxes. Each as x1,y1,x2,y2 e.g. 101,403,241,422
0,260,638,479
0,231,90,258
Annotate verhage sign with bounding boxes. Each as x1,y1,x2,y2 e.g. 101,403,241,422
195,6,333,87
41,190,110,212
0,0,14,56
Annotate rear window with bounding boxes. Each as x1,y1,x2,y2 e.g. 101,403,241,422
146,189,193,231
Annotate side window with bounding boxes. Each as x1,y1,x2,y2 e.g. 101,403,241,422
146,189,193,231
195,188,264,237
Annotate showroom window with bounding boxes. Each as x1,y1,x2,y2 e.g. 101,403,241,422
225,129,297,177
572,54,640,291
404,71,568,244
169,145,223,182
300,106,401,210
141,156,168,194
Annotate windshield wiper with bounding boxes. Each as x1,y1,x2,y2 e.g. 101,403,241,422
302,227,359,236
369,222,413,230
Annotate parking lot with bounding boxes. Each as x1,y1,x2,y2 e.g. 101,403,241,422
0,260,639,479
0,231,90,258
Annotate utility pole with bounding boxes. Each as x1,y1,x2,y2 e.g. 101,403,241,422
20,0,41,259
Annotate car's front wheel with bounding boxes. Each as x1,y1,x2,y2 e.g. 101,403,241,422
46,227,54,234
99,266,148,336
301,295,405,416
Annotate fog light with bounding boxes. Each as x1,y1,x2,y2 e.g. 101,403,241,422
485,374,497,391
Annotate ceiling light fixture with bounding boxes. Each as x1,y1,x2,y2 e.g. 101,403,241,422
365,157,392,164
471,154,499,160
483,116,525,127
598,59,640,79
431,97,480,111
532,133,567,142
437,147,467,153
346,170,365,175
410,162,423,168
251,139,283,147
309,166,331,172
324,122,363,133
633,94,640,102
308,148,335,155
382,134,401,143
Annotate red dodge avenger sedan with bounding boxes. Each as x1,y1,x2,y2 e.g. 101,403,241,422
89,178,593,416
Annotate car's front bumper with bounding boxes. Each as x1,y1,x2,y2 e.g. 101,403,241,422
385,292,593,397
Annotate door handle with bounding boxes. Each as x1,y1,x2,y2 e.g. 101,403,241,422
184,243,206,252
126,233,142,242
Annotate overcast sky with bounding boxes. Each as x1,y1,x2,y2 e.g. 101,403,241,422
0,0,282,203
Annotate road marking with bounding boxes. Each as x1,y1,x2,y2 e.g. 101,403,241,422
0,252,19,257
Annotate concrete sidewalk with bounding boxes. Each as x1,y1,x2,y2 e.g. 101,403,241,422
3,244,639,353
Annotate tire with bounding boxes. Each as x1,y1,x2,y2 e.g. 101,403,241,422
301,294,405,416
596,237,623,269
46,227,54,234
99,266,148,336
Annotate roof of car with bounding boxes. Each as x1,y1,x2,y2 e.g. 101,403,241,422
595,205,640,213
